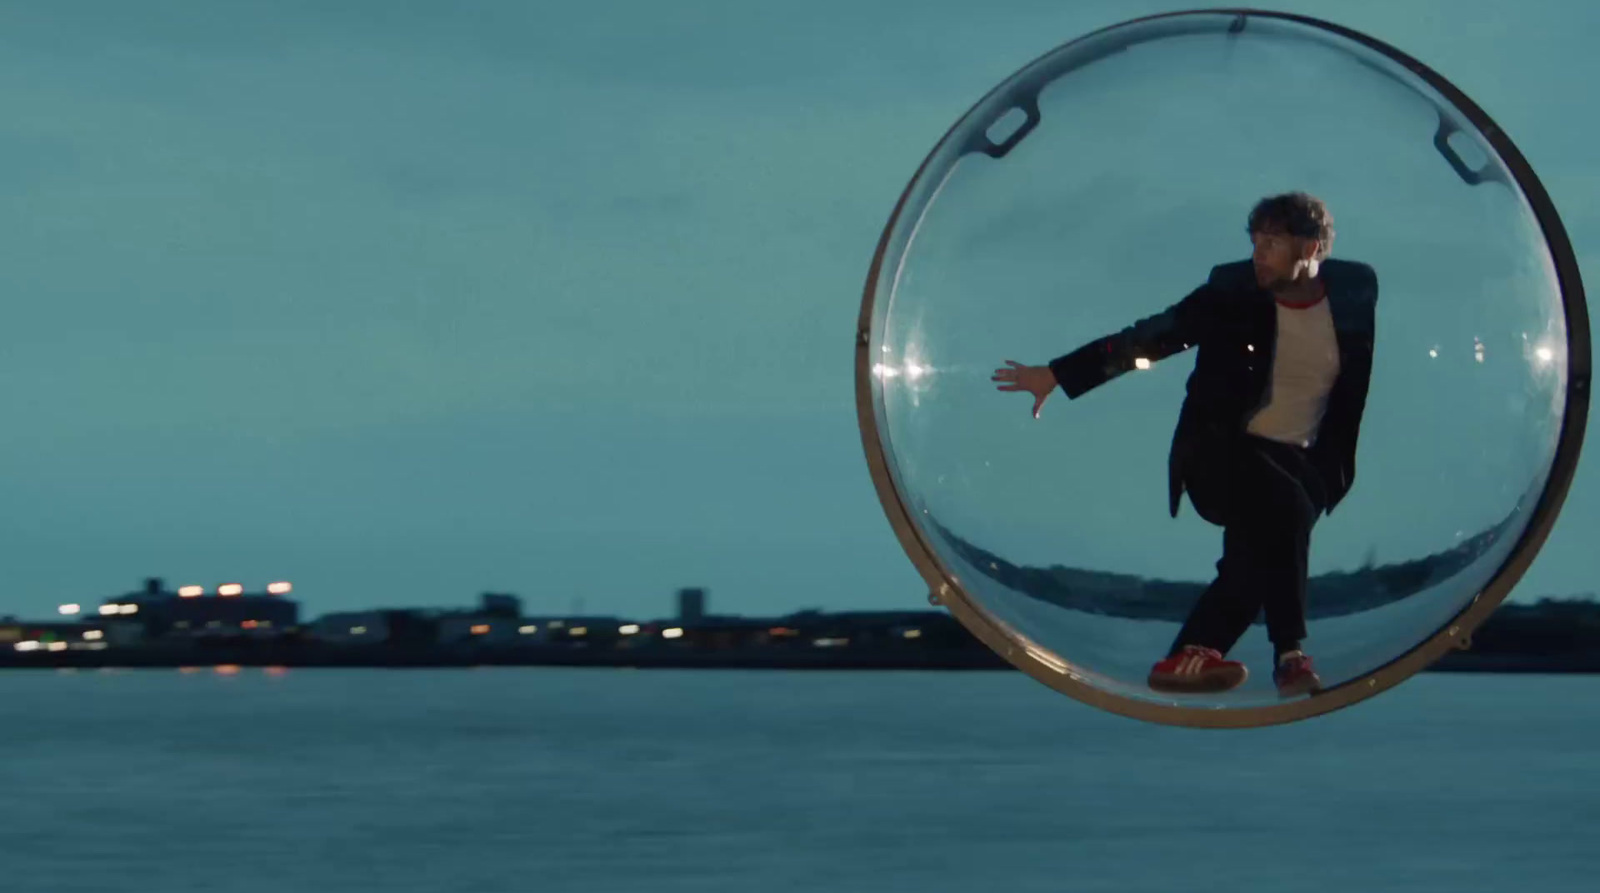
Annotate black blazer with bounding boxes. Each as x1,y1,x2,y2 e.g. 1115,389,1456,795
1049,259,1378,518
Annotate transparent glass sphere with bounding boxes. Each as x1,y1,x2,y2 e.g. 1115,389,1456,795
856,10,1590,727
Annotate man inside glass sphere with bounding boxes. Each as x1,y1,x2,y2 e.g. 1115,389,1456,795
991,192,1377,698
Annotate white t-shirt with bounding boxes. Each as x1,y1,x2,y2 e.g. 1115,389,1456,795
1246,298,1341,448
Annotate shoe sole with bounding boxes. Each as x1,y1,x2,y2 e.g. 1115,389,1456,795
1148,665,1248,694
1276,674,1323,699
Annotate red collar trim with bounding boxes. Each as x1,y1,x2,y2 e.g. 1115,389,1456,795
1275,279,1327,309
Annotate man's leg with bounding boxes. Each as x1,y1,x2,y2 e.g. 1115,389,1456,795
1166,440,1263,657
1212,438,1327,698
1149,438,1328,695
1238,441,1324,659
1148,448,1255,693
1167,524,1261,656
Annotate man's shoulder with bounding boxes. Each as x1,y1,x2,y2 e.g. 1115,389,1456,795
1322,257,1377,284
1322,258,1379,304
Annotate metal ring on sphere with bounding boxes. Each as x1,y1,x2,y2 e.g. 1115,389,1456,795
853,8,1590,729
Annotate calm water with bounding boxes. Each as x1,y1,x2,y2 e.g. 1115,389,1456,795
0,668,1595,892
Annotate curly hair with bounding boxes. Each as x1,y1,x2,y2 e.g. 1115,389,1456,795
1247,192,1335,261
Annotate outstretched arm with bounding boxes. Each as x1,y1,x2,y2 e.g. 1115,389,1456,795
992,275,1217,417
1048,281,1213,399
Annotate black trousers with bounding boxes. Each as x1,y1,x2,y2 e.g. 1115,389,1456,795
1169,434,1328,657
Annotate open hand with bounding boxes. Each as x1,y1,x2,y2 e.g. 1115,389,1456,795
991,361,1056,419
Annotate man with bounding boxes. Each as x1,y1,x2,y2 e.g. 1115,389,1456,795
991,192,1377,698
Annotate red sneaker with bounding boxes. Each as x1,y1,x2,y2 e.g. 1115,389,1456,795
1273,653,1322,698
1148,645,1248,693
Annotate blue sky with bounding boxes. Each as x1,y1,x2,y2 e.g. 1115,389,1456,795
0,0,1593,621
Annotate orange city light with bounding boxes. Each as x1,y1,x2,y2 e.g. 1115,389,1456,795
470,624,490,635
267,581,292,595
178,586,204,598
217,584,244,597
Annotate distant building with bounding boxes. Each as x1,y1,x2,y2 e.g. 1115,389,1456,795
479,593,522,617
511,616,631,647
0,620,110,653
422,592,524,646
677,587,706,622
325,590,627,649
311,611,392,645
99,577,299,638
776,609,970,648
649,615,774,650
438,613,520,645
308,609,453,647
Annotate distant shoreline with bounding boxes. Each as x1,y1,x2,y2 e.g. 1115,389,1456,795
1,646,1595,674
8,581,1597,677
